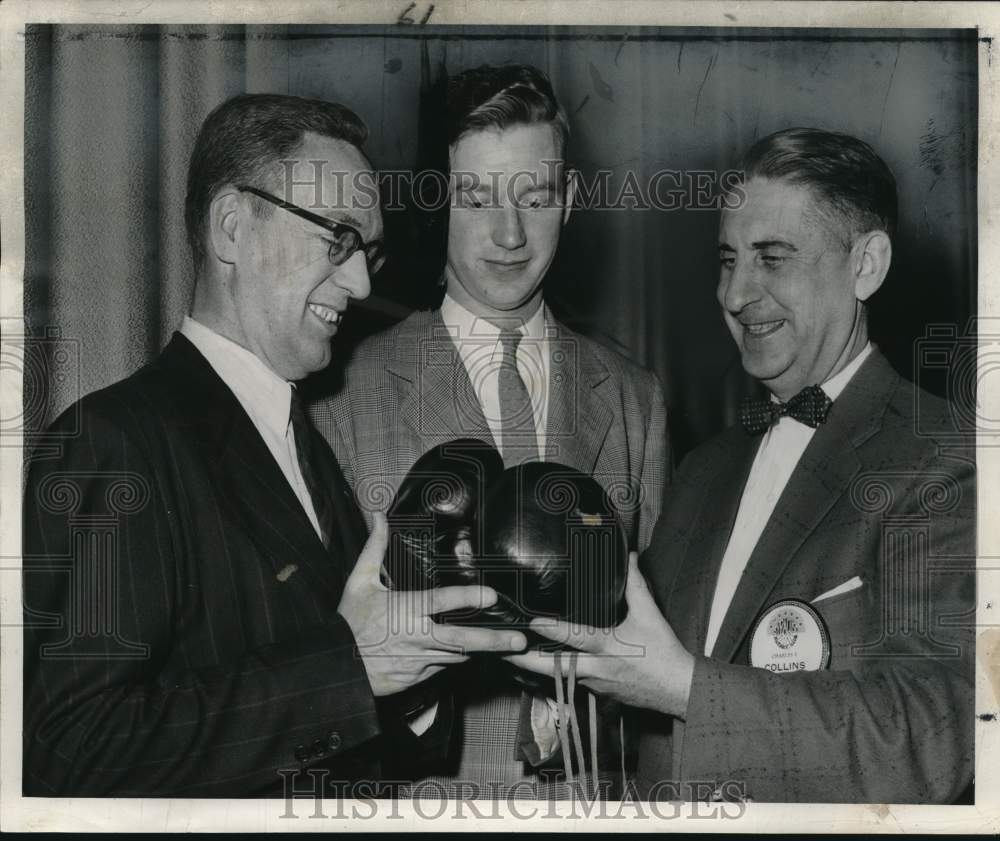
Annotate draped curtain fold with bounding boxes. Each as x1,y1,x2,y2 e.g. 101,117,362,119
26,24,291,427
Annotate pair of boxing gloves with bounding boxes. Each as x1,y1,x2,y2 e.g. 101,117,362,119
383,438,629,642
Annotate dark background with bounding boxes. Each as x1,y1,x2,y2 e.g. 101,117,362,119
23,25,979,458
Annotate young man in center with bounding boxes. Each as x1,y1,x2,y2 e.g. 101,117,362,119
312,64,668,798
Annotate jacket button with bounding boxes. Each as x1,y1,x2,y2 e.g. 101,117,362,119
327,731,342,751
311,739,326,758
294,744,310,762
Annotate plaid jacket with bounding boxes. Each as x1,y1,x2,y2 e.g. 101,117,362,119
311,307,668,551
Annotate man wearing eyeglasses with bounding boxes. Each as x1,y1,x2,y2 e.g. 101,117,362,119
22,93,526,797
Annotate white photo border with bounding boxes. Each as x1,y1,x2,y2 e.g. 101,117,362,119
1,0,998,833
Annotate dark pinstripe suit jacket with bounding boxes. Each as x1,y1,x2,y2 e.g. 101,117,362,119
22,333,435,797
311,308,669,552
636,350,976,803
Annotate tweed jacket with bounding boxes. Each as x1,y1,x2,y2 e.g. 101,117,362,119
311,307,669,552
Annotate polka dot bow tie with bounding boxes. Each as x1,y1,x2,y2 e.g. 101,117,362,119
738,384,833,435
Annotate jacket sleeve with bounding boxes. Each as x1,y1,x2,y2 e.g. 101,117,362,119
22,399,381,797
677,452,976,803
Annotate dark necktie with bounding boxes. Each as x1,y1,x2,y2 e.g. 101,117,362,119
739,384,833,435
498,329,540,467
289,387,335,548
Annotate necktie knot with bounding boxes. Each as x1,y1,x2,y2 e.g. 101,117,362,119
739,384,833,435
499,328,523,358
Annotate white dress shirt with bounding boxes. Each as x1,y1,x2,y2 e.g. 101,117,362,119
180,316,323,541
703,343,874,657
440,294,550,459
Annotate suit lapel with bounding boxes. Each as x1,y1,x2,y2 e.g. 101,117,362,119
161,334,350,599
712,350,898,662
545,319,613,474
308,422,367,580
389,310,495,446
216,417,345,589
665,430,759,654
711,423,860,661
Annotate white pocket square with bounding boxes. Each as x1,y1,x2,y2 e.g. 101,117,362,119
812,576,863,604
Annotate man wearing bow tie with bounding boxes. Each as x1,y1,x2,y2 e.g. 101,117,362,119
510,128,976,803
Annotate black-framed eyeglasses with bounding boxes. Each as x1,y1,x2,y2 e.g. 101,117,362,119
237,185,385,275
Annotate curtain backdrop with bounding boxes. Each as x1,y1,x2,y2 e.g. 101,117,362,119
24,24,978,456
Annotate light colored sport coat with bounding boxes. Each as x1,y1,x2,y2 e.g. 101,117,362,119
312,306,669,552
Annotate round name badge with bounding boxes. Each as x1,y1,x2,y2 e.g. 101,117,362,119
749,599,831,673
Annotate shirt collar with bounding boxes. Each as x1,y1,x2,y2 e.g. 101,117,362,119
180,315,293,437
767,341,874,408
821,341,873,401
440,293,546,342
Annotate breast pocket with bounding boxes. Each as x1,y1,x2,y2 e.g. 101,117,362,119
813,586,872,669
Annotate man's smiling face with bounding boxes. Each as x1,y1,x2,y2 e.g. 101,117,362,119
717,177,862,401
230,132,382,381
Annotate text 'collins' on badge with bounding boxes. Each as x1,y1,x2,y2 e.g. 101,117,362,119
749,599,831,673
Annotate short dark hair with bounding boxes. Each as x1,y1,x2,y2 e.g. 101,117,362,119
739,127,898,245
184,93,368,270
445,64,569,157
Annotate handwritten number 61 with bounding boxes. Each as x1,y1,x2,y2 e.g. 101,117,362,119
398,3,435,25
